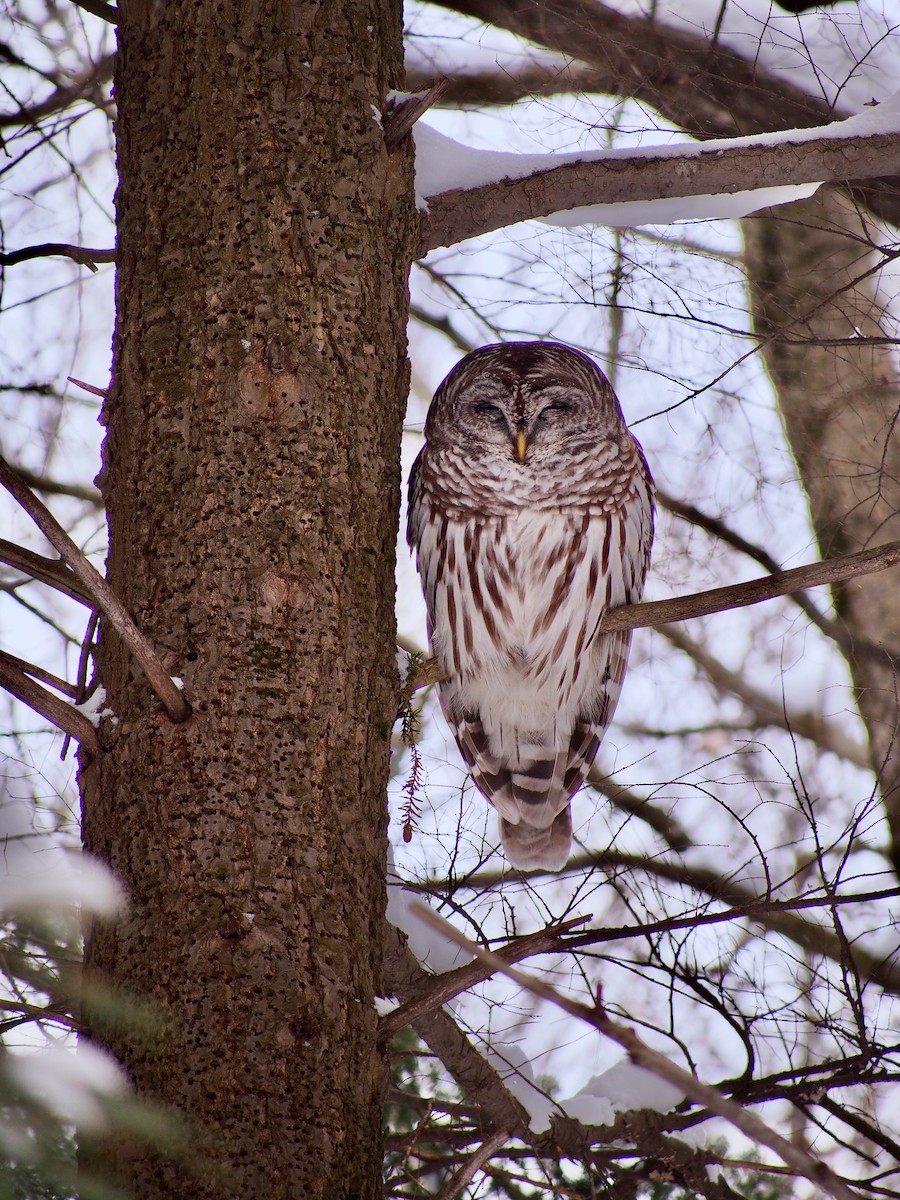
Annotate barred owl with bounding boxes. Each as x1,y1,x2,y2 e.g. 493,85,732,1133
407,342,654,871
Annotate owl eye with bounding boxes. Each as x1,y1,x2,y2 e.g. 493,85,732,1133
537,401,573,420
472,402,506,423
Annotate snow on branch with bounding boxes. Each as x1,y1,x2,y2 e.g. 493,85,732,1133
417,97,900,251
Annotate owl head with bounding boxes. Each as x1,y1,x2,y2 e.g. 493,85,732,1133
424,341,629,466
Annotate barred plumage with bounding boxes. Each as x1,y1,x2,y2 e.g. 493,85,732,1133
408,342,654,871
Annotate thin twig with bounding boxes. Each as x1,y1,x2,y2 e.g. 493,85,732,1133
379,913,589,1040
410,905,862,1200
0,654,100,756
433,1126,509,1200
0,455,190,722
67,375,109,400
586,769,693,852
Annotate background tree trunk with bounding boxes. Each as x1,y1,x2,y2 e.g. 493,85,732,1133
743,188,900,868
80,3,414,1196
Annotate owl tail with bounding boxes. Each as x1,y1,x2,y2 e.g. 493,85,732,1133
500,806,572,872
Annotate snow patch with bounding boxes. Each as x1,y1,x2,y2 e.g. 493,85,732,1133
74,685,116,728
386,844,472,973
560,1059,684,1124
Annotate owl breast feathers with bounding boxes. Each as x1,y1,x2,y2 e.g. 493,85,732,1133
407,341,654,871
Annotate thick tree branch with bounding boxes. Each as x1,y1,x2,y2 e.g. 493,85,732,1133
657,488,896,669
0,538,93,605
0,456,189,723
0,652,100,755
420,126,900,253
383,923,532,1140
405,62,612,108
380,913,588,1040
407,537,900,695
432,0,833,137
658,625,871,769
0,649,80,699
430,0,900,230
383,922,733,1192
598,537,900,635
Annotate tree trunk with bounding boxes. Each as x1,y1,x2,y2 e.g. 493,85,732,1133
743,188,900,869
80,2,414,1196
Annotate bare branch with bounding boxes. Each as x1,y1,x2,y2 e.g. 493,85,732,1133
0,244,116,272
406,538,900,694
657,488,894,668
586,769,693,852
0,649,80,699
0,455,190,723
420,127,900,253
0,53,115,128
72,0,119,23
429,0,900,231
432,0,832,138
0,652,100,756
457,854,900,997
384,78,449,152
598,537,900,635
405,62,610,107
658,625,871,769
385,879,900,1039
0,538,93,605
433,1127,509,1200
379,913,589,1040
383,923,532,1140
412,905,863,1200
5,463,103,506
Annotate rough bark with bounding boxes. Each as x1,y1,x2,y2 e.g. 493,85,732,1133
80,2,415,1197
742,188,900,870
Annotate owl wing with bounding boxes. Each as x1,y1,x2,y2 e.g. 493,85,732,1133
408,444,654,872
452,497,652,869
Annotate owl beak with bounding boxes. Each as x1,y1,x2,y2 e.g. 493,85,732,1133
514,429,528,463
